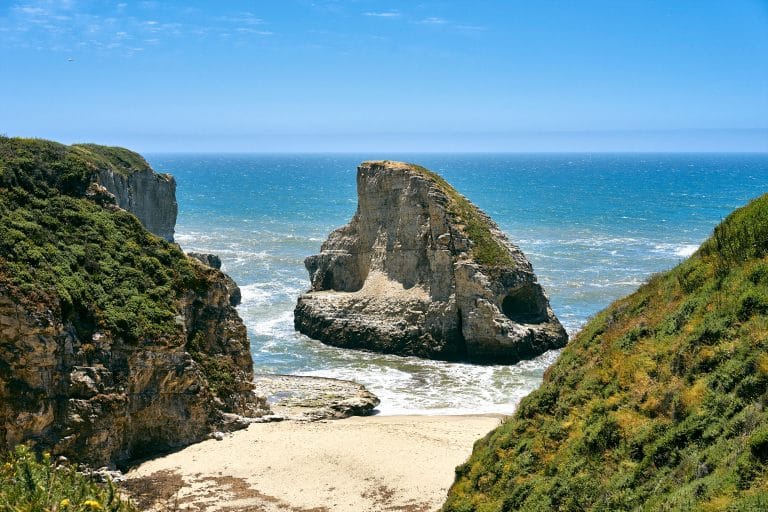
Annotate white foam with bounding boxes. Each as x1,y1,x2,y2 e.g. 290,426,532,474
238,283,272,306
653,242,700,258
675,244,699,258
290,349,561,415
250,310,294,337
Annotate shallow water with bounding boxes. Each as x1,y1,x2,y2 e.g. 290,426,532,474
147,153,768,415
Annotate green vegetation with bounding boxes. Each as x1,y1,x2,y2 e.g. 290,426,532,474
0,136,199,346
405,162,514,267
0,445,136,512
187,332,240,399
0,136,232,400
71,144,153,177
444,193,768,511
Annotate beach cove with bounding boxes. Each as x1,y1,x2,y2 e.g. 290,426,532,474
125,413,501,512
118,153,768,510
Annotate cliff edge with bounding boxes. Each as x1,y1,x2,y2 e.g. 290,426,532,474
294,161,566,363
82,143,178,242
0,137,266,467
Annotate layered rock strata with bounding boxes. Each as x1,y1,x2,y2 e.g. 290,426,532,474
294,161,567,363
0,138,266,467
0,268,265,467
96,168,177,242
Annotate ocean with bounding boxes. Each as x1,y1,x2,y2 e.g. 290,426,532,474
146,153,768,415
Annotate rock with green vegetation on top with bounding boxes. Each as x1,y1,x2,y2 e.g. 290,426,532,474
294,160,566,363
444,193,768,511
83,143,178,243
0,136,268,468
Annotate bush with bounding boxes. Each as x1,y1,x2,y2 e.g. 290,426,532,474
738,289,768,321
0,445,137,511
749,427,768,461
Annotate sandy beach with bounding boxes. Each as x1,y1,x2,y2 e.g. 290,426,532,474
123,414,502,512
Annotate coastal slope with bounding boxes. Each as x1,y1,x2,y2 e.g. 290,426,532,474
0,137,266,467
444,194,768,510
295,160,566,363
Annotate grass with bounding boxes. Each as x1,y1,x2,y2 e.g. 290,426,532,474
444,193,768,511
0,445,137,512
71,144,153,177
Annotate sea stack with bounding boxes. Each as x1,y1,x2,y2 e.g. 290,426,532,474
294,161,567,363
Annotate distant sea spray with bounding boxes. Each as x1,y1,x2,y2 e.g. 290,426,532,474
152,153,768,415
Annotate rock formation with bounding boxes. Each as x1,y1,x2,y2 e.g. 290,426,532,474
295,161,567,363
252,375,380,421
0,137,267,467
75,145,178,242
96,168,177,242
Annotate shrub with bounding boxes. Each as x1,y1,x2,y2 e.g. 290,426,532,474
0,445,137,511
749,426,768,461
738,288,768,321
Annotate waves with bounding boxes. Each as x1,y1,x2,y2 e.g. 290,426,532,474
160,153,768,415
173,223,709,414
174,216,709,414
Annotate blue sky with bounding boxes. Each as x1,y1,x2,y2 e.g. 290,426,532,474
1,0,767,152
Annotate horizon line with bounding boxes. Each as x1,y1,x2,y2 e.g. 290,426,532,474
140,149,768,155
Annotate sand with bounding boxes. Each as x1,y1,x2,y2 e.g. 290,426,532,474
123,414,502,512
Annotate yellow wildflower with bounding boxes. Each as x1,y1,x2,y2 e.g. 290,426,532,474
1,462,11,472
59,498,71,508
83,500,102,510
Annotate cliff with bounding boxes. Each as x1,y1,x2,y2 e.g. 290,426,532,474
95,170,177,243
0,137,266,467
444,194,768,511
294,161,566,363
75,143,176,242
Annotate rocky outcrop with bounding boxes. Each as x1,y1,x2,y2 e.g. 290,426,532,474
97,168,177,242
188,252,222,270
0,138,267,467
294,161,567,363
0,263,266,468
252,375,380,421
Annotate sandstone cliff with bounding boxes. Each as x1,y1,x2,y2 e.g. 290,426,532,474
96,169,177,242
294,161,567,363
73,143,177,242
0,137,266,467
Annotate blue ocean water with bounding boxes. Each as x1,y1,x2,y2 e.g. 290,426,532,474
147,153,768,415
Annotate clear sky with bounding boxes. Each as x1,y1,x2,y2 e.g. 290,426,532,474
1,0,767,152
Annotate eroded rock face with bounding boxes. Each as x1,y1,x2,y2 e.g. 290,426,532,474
0,262,267,468
97,168,178,242
0,140,266,467
294,161,567,363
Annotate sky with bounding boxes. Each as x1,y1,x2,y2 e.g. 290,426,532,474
0,0,767,152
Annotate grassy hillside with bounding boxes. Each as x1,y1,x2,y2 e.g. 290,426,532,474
0,136,247,404
0,136,197,345
445,193,768,511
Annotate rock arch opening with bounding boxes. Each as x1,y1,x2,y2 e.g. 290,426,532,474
501,284,548,324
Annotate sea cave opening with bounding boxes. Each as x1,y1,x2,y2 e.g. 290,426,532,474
501,284,547,324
